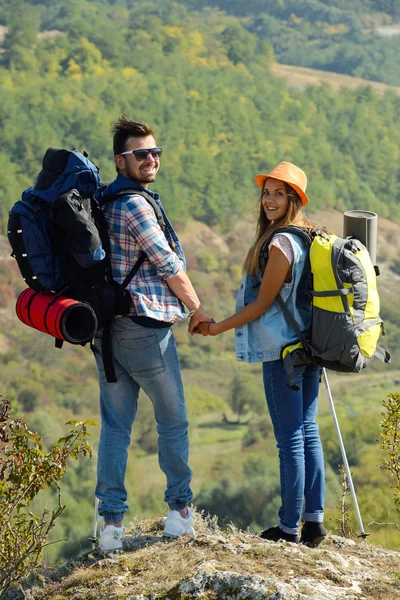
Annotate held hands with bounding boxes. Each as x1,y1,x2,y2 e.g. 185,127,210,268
196,321,217,336
188,305,219,336
188,305,214,335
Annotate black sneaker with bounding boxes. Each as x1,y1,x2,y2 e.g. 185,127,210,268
300,521,327,546
260,526,299,544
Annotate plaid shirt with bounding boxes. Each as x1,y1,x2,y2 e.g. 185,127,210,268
102,175,187,323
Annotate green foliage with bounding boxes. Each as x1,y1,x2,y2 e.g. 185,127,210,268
197,249,220,273
228,372,265,422
195,456,281,530
390,258,400,276
181,0,400,86
379,392,400,511
0,397,95,597
329,465,355,538
133,396,158,456
242,418,273,448
185,386,228,417
319,411,379,470
2,1,41,70
0,1,400,232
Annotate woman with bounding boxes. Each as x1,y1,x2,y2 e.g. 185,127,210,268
197,162,326,546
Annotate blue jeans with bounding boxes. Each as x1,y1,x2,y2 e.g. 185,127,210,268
262,360,325,535
93,317,193,523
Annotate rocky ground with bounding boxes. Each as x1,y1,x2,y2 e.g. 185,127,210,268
6,512,400,600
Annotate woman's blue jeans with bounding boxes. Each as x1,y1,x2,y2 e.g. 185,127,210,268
93,317,193,523
262,360,325,535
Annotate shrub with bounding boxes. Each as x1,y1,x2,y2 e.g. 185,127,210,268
185,386,228,417
17,388,40,413
379,392,400,512
197,248,219,272
390,259,400,276
229,373,265,423
0,397,95,598
242,419,272,448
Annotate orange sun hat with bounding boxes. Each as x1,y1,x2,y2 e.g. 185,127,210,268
254,162,309,206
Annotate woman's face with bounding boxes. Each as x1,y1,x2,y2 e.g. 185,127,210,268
261,177,289,221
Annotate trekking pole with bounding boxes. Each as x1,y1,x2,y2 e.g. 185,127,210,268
322,368,369,540
90,496,99,550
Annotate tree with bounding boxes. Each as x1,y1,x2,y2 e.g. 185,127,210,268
219,22,257,65
2,1,41,70
228,373,265,423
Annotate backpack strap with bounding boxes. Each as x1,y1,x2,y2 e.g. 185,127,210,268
312,288,354,297
98,189,161,384
275,295,308,349
100,251,147,384
259,226,313,274
373,344,391,364
101,188,166,231
260,227,315,388
99,188,170,383
259,226,315,347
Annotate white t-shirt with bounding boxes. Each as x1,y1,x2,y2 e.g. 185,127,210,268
268,233,295,266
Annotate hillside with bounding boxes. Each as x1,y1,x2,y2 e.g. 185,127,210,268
271,63,400,96
180,0,400,86
1,0,400,232
5,514,400,600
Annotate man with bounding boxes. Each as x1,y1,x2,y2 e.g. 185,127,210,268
93,115,211,551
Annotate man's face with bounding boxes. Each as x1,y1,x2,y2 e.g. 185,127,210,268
115,135,160,187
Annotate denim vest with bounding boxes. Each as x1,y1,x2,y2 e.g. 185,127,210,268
235,233,311,363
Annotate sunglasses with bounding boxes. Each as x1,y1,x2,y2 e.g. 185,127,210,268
119,147,162,161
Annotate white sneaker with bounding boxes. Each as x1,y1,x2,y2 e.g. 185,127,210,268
99,523,124,551
163,508,195,538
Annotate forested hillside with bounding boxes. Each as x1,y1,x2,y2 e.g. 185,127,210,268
1,0,400,565
0,0,400,233
182,0,400,85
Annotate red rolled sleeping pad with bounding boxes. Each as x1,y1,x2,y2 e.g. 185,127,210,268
16,288,98,344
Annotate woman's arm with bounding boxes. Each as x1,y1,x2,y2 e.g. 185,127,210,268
200,246,291,336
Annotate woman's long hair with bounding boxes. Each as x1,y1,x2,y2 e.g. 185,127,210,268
243,182,319,276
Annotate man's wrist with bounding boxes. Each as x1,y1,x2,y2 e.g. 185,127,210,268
190,302,203,312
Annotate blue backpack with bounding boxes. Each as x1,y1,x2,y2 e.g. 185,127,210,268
8,147,167,382
8,148,106,292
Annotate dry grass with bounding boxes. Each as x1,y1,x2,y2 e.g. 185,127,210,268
13,511,400,600
271,62,400,96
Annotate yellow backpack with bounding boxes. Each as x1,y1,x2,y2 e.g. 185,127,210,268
260,227,391,388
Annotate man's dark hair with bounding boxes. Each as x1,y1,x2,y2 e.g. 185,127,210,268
112,115,154,155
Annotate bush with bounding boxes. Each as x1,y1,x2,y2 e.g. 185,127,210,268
379,392,400,512
229,373,265,423
185,386,228,417
390,259,400,276
242,419,273,448
195,470,280,531
17,388,40,413
0,397,95,598
197,248,220,272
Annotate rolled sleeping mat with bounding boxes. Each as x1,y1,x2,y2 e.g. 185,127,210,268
343,210,378,265
16,288,98,344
